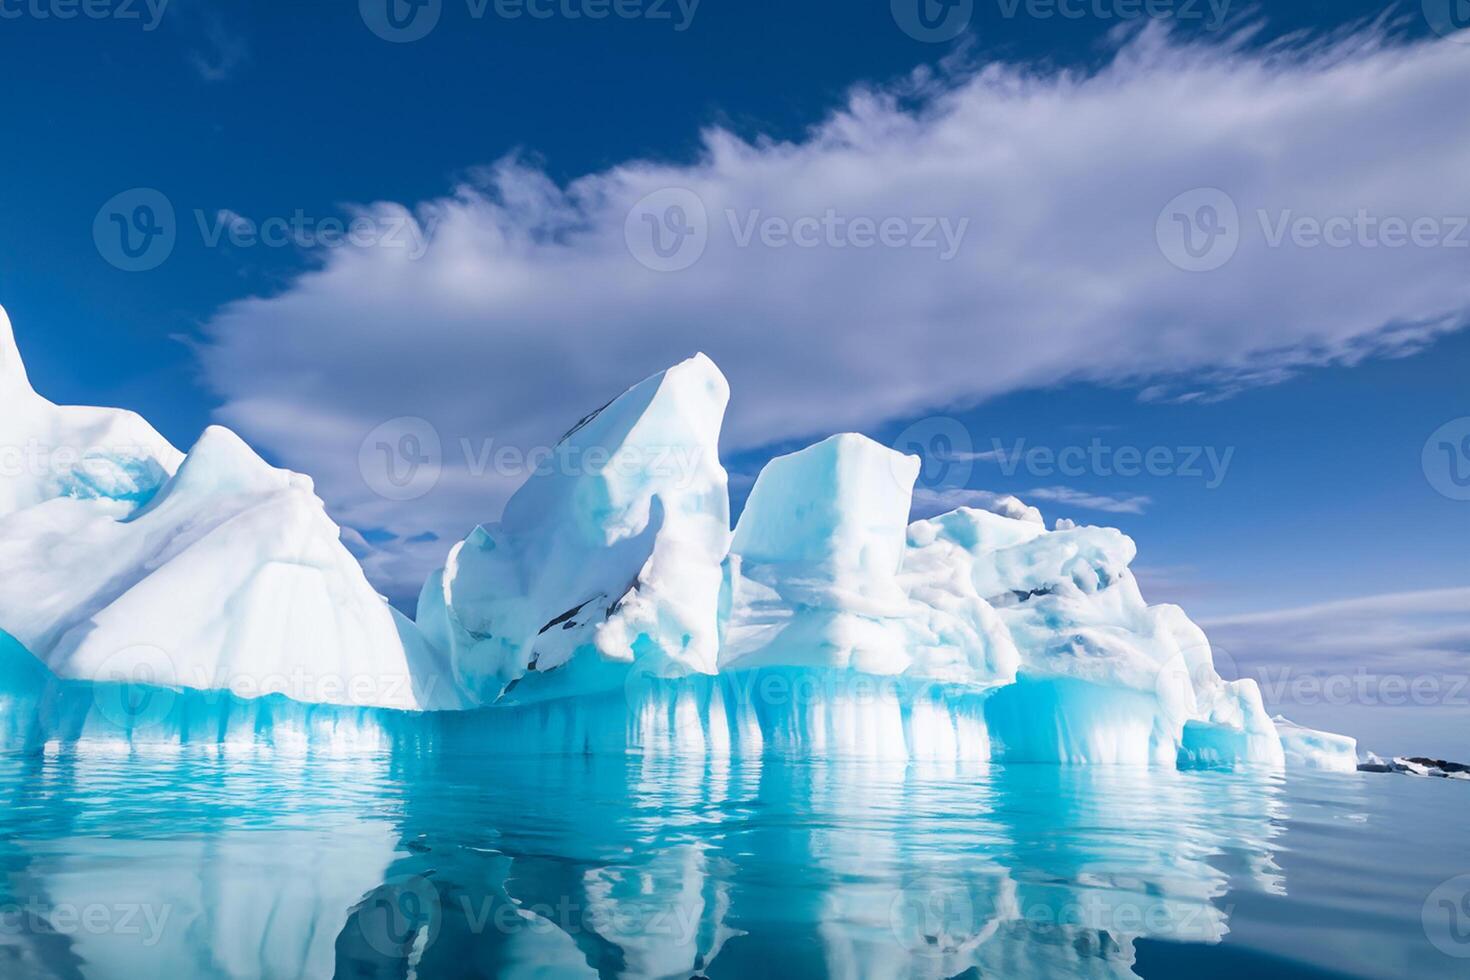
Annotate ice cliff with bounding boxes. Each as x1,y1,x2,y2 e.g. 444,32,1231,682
416,353,731,706
0,306,462,723
0,306,1356,770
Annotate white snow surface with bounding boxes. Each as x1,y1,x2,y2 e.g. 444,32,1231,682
0,306,183,517
0,308,461,712
0,306,1358,766
1273,715,1359,773
417,352,732,705
720,433,920,675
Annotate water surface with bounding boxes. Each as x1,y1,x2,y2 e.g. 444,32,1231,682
0,751,1463,978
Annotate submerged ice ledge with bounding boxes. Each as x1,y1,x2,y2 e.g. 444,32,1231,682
0,306,1357,771
0,656,1352,772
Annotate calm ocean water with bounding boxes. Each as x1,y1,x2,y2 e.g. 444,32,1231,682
0,750,1464,979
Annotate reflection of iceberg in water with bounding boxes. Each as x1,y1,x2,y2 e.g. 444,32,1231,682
0,752,401,980
322,755,1286,980
334,755,748,980
731,762,1287,979
0,748,1297,979
0,749,1295,979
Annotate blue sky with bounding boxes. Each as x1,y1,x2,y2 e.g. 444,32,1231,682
1,1,1466,752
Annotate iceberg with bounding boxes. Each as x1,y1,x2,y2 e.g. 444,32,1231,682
0,306,182,517
416,352,732,706
712,436,1005,759
0,305,1357,769
721,433,920,676
712,438,1292,766
1273,715,1360,772
0,307,462,727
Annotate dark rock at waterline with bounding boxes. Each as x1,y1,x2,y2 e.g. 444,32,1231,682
1358,754,1470,778
1404,756,1470,773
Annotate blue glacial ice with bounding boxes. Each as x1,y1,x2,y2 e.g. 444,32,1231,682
0,307,461,722
0,306,1357,771
417,353,732,706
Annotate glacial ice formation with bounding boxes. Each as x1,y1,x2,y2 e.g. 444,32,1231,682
0,307,462,717
721,433,923,676
1273,715,1360,773
416,353,732,705
0,306,182,517
0,305,1358,768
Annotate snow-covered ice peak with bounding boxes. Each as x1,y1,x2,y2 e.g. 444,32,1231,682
0,305,33,397
0,309,1361,768
420,352,733,705
732,432,919,575
720,433,920,674
0,306,184,520
0,308,462,712
136,424,309,514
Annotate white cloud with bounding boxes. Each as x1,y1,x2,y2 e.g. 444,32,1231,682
1200,586,1470,757
1201,586,1470,751
941,448,1011,463
187,15,248,82
1201,586,1470,674
198,25,1470,599
1024,486,1152,514
214,208,251,237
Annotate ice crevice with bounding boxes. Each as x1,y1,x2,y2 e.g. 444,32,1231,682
0,306,1357,770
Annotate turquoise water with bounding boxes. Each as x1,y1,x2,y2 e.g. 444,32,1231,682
0,751,1464,979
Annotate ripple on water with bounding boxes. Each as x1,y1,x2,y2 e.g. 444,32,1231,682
0,750,1463,978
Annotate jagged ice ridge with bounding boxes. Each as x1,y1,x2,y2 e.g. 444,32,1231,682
0,307,1356,770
